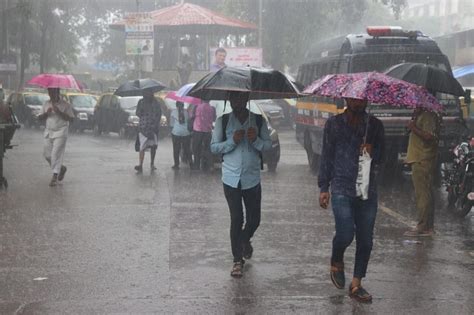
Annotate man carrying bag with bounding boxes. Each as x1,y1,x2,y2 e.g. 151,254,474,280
318,98,385,303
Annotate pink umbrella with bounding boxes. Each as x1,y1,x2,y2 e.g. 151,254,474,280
27,74,82,90
165,91,202,106
303,72,442,111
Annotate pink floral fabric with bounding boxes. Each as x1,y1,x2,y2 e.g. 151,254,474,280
303,72,442,112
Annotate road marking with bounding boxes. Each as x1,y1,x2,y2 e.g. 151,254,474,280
379,203,416,227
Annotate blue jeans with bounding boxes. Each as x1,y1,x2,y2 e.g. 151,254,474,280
331,194,378,279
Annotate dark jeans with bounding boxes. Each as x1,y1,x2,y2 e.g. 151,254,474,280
192,131,212,170
331,194,378,279
172,135,191,166
223,183,262,262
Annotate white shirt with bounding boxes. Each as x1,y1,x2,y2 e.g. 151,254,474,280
42,100,75,138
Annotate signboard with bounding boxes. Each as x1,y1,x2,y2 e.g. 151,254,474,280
124,12,154,56
209,47,263,69
0,54,17,73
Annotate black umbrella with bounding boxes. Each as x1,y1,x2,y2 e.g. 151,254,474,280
187,67,301,100
385,63,465,96
114,78,166,97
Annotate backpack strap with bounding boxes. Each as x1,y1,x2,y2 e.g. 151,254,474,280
255,114,263,135
221,113,230,142
254,114,264,170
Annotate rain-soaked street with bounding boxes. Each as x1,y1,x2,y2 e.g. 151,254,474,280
0,128,472,314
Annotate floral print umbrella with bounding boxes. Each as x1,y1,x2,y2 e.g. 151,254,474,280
303,72,442,112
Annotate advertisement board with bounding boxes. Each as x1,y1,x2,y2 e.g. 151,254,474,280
209,47,263,69
0,54,17,73
124,12,154,56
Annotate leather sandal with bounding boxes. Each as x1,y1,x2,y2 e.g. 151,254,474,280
330,262,345,289
349,284,372,303
230,261,243,278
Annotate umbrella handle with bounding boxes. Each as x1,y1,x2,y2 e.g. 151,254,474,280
363,108,371,144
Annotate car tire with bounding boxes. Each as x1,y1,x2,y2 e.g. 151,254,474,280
23,117,31,129
93,124,102,136
304,132,319,174
119,127,126,139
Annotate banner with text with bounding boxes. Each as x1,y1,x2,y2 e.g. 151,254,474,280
125,12,154,56
209,47,263,69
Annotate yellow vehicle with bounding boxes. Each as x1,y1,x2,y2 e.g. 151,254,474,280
62,92,98,132
295,26,463,173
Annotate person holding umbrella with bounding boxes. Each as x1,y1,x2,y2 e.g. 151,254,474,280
404,102,440,237
114,78,166,173
211,91,272,278
306,71,444,303
134,88,163,173
385,63,463,237
318,97,385,303
37,88,75,186
189,66,300,277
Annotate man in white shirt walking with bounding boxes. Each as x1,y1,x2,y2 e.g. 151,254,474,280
38,88,75,186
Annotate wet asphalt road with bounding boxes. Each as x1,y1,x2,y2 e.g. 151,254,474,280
0,127,473,314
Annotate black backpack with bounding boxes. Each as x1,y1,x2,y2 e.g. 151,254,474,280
221,113,264,170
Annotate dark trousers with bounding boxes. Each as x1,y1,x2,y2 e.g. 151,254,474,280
172,135,191,166
192,131,212,170
223,183,262,262
331,194,378,279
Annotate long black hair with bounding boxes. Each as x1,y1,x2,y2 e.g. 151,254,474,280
176,101,185,124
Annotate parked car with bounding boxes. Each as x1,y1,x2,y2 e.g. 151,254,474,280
62,92,97,132
94,94,168,138
253,99,285,128
7,90,49,128
210,100,281,172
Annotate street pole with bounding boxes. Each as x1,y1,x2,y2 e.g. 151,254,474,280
136,0,141,79
258,0,263,48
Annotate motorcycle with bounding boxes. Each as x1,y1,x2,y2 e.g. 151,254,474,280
442,138,474,217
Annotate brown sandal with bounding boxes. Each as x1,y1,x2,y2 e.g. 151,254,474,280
349,285,372,303
330,262,345,289
230,261,243,278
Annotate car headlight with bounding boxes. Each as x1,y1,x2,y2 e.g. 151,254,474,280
160,115,167,126
128,115,139,124
32,108,42,117
78,112,88,120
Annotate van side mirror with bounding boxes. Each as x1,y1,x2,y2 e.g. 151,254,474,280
465,89,472,104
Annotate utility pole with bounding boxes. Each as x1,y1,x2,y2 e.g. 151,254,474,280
258,0,263,48
136,0,141,79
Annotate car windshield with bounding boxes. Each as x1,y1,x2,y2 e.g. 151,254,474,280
119,97,142,110
24,94,49,105
69,95,97,108
256,101,281,112
210,100,263,118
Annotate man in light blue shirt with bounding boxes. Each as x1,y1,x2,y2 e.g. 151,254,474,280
211,91,272,278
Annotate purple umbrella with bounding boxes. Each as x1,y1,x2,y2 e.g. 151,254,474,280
303,72,442,112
